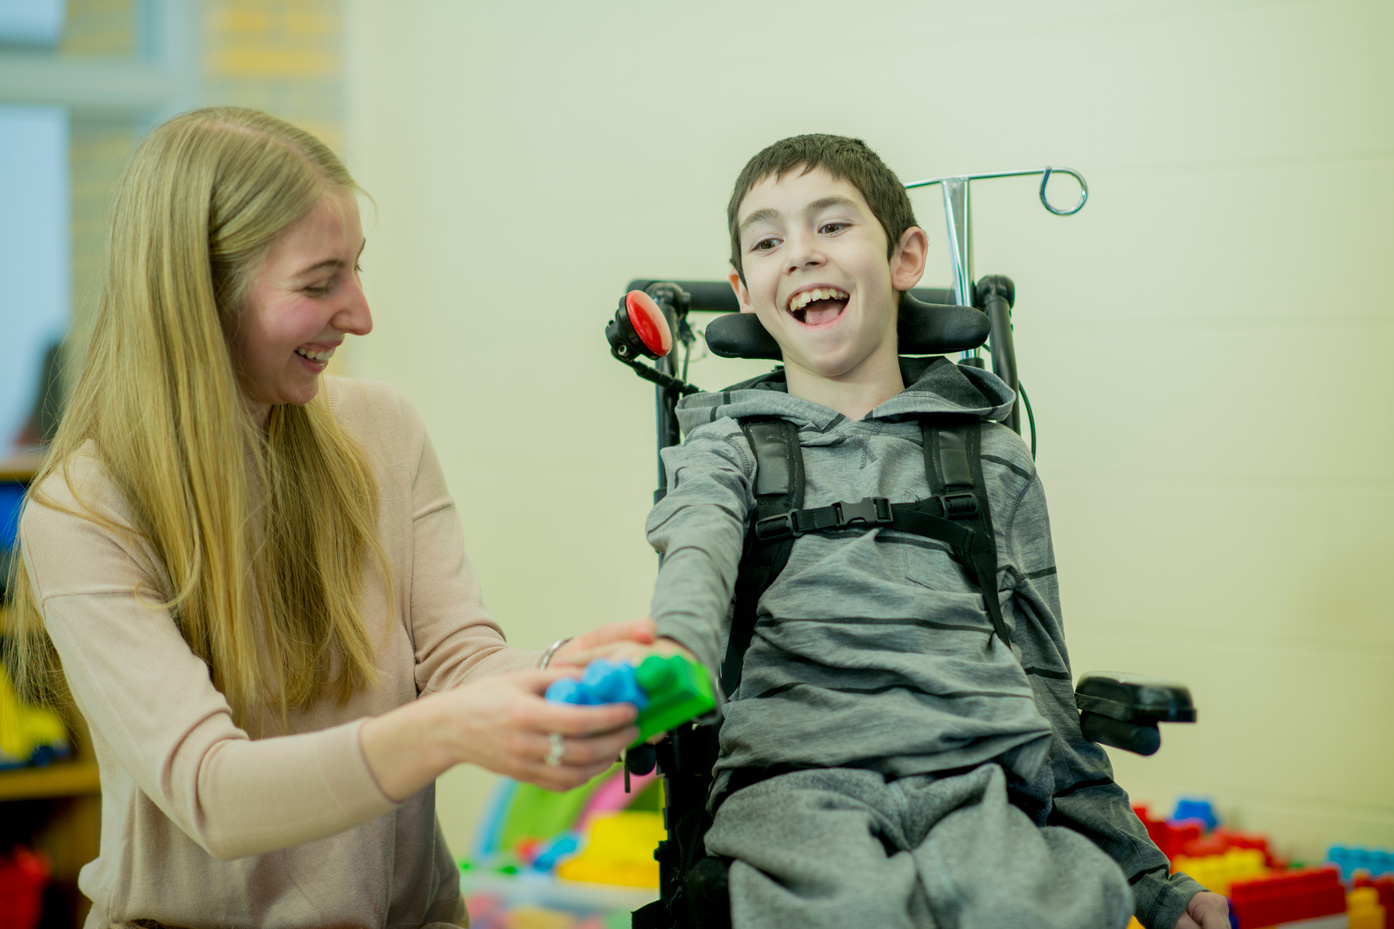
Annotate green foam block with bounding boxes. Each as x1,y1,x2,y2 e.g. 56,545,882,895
632,654,716,745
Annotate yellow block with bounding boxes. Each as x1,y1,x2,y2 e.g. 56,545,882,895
1349,887,1385,929
1173,848,1268,897
556,811,663,888
0,665,69,764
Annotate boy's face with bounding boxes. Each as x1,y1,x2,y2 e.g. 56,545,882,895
729,167,926,385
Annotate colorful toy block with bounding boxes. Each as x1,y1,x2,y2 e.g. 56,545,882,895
0,666,70,770
1229,866,1347,929
546,655,715,746
0,845,48,929
1133,804,1203,862
554,811,664,888
1353,875,1394,929
1181,827,1284,870
1171,796,1220,832
546,660,649,710
1348,886,1387,929
1330,846,1394,881
1172,848,1267,897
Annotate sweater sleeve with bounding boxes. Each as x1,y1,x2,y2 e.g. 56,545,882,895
20,465,397,861
999,465,1206,929
645,421,755,675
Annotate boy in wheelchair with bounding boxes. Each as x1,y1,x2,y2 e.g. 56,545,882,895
619,135,1227,929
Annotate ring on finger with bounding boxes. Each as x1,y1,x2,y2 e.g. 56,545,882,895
545,732,565,767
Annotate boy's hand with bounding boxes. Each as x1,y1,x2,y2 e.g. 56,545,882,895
1173,892,1229,929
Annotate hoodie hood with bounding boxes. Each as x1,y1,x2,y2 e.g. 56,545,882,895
675,355,1016,434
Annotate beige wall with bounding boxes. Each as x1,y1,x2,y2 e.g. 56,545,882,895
344,0,1394,862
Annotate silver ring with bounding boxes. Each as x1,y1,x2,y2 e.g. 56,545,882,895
538,637,573,670
545,732,565,767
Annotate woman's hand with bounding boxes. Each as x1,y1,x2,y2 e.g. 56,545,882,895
360,667,638,800
552,619,695,671
547,617,657,668
1173,891,1229,929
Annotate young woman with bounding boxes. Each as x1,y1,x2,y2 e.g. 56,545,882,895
3,107,647,928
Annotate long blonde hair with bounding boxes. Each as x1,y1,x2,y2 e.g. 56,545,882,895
4,108,390,726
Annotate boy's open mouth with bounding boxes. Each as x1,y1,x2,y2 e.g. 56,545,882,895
787,287,849,326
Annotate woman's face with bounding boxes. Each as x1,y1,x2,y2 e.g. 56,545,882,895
232,189,370,423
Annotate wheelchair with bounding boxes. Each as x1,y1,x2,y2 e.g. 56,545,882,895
602,166,1198,929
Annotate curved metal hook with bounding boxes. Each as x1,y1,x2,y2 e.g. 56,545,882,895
1039,166,1088,216
904,165,1090,218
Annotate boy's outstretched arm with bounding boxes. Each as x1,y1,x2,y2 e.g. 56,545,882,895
642,421,756,676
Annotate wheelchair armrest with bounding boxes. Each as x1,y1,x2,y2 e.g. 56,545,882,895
1075,673,1197,757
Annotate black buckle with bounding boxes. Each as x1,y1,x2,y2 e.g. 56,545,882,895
754,512,795,540
834,497,892,528
941,492,979,519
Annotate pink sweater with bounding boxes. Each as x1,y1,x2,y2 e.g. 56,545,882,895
19,377,536,928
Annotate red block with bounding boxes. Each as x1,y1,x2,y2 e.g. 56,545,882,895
1179,827,1284,870
1353,874,1394,929
1134,804,1203,861
1230,866,1347,928
0,845,49,929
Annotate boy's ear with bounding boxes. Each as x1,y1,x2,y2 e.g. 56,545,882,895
728,270,755,313
890,225,929,293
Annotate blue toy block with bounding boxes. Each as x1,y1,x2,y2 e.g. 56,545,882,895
1171,796,1219,832
1328,844,1394,880
531,832,582,871
545,659,649,709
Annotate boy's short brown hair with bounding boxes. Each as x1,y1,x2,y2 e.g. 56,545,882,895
727,134,918,284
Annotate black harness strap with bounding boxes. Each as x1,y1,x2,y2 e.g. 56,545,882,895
923,419,1014,651
722,418,803,696
723,416,1014,697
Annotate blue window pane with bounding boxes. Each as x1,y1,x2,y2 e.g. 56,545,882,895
0,105,70,456
0,0,64,47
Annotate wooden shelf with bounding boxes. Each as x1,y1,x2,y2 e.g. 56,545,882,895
0,761,100,801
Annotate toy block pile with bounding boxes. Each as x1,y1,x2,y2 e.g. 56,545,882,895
1134,797,1392,929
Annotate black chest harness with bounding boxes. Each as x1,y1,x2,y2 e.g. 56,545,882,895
720,415,1013,697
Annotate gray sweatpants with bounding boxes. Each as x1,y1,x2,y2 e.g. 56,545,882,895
704,764,1133,929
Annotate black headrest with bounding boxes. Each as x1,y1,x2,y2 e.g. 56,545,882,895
704,292,990,360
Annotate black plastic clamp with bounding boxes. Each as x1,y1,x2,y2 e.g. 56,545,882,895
940,492,980,519
833,497,893,528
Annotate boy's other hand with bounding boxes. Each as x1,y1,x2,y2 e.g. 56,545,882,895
1173,891,1229,929
549,617,656,668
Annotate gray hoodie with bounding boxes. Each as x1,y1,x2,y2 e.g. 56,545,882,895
646,355,1204,929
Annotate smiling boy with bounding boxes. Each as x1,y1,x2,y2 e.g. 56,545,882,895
638,135,1225,929
725,144,920,421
